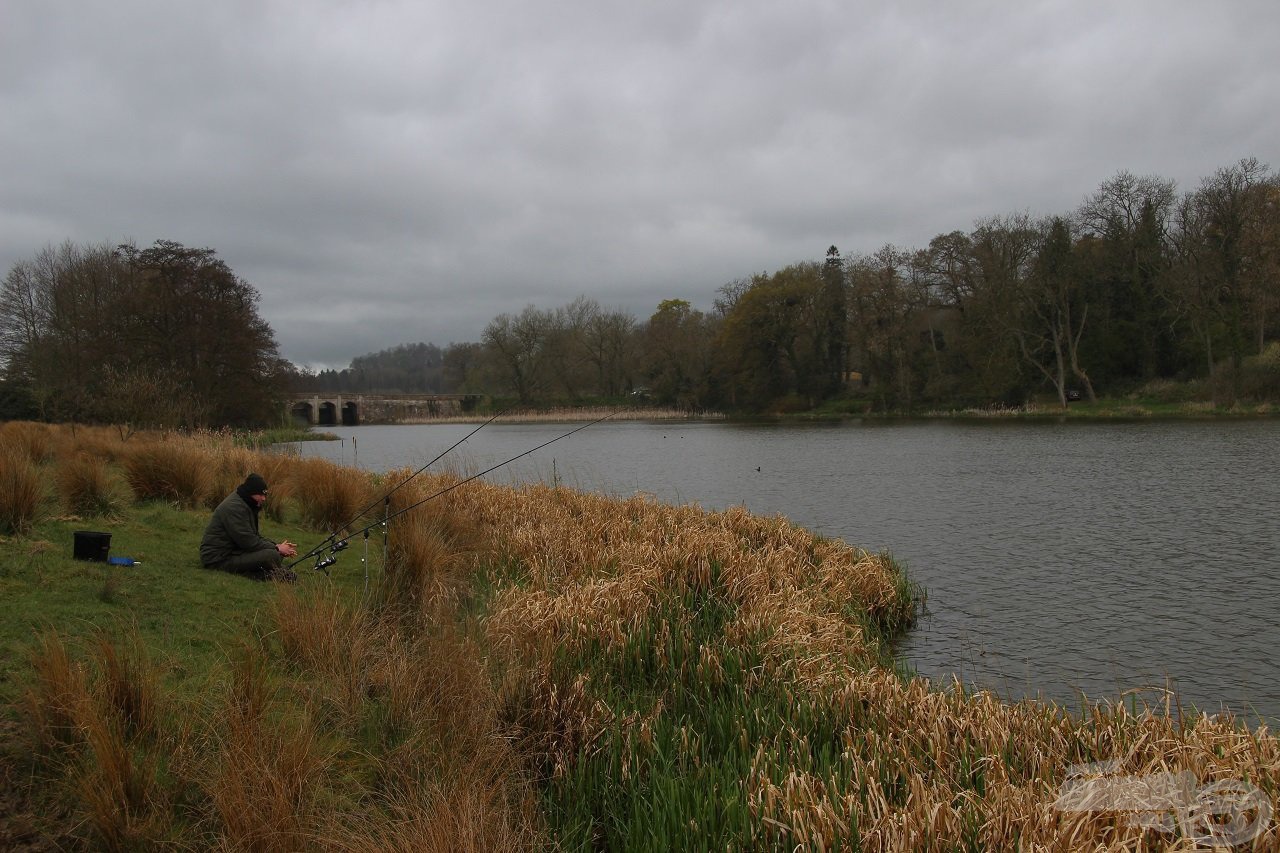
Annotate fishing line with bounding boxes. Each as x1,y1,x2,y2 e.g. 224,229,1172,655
308,409,620,573
291,338,637,573
290,406,514,568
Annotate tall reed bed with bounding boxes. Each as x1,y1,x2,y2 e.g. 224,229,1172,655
427,479,1278,851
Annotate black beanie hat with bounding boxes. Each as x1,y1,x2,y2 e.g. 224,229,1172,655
241,473,269,495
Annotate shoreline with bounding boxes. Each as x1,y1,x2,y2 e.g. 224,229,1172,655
3,420,1277,847
335,399,1278,427
353,406,726,425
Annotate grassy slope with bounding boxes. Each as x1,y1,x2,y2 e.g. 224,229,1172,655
0,503,325,710
0,498,341,851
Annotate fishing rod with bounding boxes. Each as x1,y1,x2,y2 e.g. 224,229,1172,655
289,406,515,569
306,409,620,575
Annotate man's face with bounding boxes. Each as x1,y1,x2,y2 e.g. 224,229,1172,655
252,492,267,507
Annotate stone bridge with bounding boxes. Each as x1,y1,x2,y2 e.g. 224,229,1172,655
287,393,484,426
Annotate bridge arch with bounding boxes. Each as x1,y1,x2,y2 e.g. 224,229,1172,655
285,393,482,425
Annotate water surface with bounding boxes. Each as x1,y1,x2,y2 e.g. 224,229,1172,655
291,418,1280,722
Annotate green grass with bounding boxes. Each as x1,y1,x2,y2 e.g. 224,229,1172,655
0,501,332,712
0,490,441,848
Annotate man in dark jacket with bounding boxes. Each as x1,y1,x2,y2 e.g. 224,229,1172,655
201,473,298,581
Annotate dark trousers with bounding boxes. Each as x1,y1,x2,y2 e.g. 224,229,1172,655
214,547,282,579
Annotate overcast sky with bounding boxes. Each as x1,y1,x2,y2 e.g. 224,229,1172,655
3,1,1278,369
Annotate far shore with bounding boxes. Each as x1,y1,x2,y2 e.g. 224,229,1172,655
325,397,1277,427
356,406,726,425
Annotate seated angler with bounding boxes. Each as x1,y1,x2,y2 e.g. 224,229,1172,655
200,473,298,582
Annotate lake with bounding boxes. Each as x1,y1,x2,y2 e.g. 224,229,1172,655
286,417,1280,724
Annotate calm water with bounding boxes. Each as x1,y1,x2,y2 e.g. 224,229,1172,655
290,418,1280,723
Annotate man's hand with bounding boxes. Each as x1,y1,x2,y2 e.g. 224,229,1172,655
278,540,298,558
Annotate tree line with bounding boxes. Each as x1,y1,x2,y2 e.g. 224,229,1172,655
0,240,290,427
4,159,1276,426
305,158,1280,412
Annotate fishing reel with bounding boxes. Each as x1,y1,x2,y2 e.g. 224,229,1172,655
311,538,350,574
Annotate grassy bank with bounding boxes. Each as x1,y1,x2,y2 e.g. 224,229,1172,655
1,420,1277,850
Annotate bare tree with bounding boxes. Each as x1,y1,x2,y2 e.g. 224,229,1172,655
1188,158,1277,402
482,305,553,403
581,304,636,397
1008,218,1095,407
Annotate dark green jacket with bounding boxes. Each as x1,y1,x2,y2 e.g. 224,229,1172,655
200,490,277,567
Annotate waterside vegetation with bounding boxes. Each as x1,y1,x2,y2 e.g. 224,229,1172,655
1,420,1277,850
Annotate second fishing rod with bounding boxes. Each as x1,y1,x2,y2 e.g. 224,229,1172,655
289,405,514,570
296,408,622,578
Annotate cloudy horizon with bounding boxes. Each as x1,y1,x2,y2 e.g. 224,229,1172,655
3,1,1278,370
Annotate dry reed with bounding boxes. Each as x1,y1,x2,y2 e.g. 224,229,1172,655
288,456,375,533
0,446,44,534
119,438,215,508
0,420,55,463
56,451,123,517
427,478,1279,850
200,641,332,852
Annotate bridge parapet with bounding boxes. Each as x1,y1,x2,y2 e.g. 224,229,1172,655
287,394,483,425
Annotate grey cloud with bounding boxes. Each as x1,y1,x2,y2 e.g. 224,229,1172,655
3,0,1278,369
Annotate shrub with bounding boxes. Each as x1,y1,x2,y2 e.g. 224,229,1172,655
0,446,44,534
1130,377,1204,404
1241,342,1280,402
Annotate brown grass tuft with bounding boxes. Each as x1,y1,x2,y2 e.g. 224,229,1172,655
206,446,260,510
271,585,379,725
323,764,542,852
21,630,93,754
90,629,161,742
288,457,375,534
0,420,55,463
0,446,44,534
201,641,332,851
57,451,123,517
371,470,489,621
119,439,215,508
77,714,163,851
